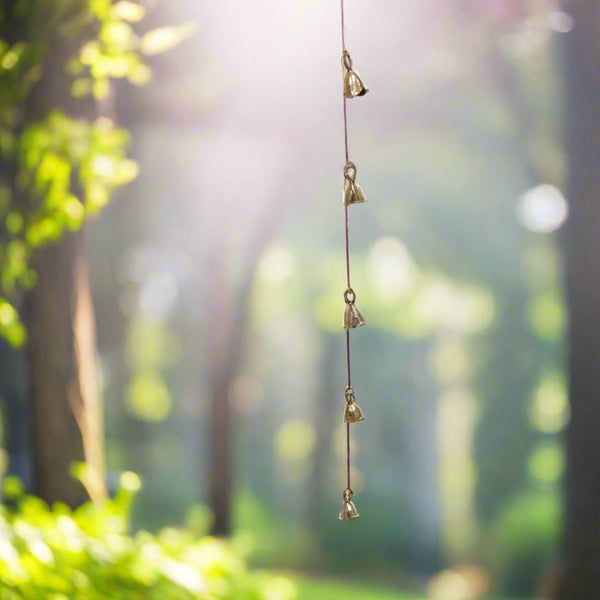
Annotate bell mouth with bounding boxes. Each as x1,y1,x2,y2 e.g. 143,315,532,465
339,505,360,520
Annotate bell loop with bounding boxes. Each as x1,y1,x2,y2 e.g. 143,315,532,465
343,488,353,502
343,288,356,305
344,162,357,182
342,50,353,71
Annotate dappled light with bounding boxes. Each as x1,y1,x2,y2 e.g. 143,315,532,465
367,236,419,302
547,11,574,33
258,245,297,284
126,370,172,422
427,566,490,600
529,372,569,434
2,0,597,598
528,442,563,485
517,184,568,234
526,289,566,341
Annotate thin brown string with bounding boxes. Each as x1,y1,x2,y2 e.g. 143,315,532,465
341,0,346,51
341,0,352,493
341,0,350,163
343,100,350,164
346,422,351,489
346,330,351,386
344,206,351,288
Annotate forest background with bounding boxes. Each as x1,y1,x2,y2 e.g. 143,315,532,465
1,1,599,599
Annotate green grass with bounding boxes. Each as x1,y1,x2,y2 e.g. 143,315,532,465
292,575,516,600
293,576,422,600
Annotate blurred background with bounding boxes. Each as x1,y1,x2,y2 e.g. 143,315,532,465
0,1,581,599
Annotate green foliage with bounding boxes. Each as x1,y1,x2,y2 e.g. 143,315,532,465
293,576,421,600
234,492,315,571
20,110,137,240
491,489,560,594
0,1,193,347
0,473,296,600
290,575,516,600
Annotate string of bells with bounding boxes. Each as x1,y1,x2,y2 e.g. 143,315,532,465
339,47,369,521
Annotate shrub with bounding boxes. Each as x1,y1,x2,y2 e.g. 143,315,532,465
491,488,560,594
0,473,296,600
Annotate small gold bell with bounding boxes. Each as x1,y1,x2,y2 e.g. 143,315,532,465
344,387,365,423
343,162,366,206
343,288,366,329
339,488,360,520
343,303,366,329
342,50,369,99
344,180,367,206
342,289,366,329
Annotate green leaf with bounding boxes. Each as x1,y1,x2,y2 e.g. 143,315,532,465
112,1,146,23
139,23,197,56
71,77,93,98
5,211,24,234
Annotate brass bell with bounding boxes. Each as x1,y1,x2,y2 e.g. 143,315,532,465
344,387,365,423
343,162,366,206
343,302,366,329
339,488,359,520
342,50,369,99
344,180,367,206
343,288,366,329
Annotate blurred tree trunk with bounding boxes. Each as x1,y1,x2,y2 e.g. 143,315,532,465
18,10,106,507
0,341,30,487
558,2,600,597
206,223,275,536
207,248,234,535
206,162,297,536
24,229,105,506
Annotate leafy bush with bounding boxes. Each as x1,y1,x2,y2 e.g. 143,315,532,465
0,473,296,600
491,488,560,594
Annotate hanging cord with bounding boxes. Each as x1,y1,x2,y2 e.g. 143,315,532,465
341,0,346,51
341,3,349,163
338,0,368,520
341,0,352,493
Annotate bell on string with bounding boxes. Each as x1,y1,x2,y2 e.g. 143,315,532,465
344,180,367,206
342,289,366,329
343,302,366,329
344,387,365,423
344,402,365,423
339,488,360,520
342,50,369,99
344,70,369,98
343,162,366,206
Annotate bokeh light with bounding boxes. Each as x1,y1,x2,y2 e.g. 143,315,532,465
517,184,568,233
